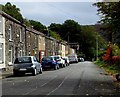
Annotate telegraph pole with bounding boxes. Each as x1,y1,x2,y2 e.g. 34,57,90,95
68,32,70,55
96,36,98,60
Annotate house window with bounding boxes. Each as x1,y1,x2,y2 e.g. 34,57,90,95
9,25,12,41
20,28,22,42
20,48,23,56
0,43,3,63
9,46,13,63
0,16,3,35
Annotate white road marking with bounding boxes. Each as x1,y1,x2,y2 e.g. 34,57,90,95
46,74,70,96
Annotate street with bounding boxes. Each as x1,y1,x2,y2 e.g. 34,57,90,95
2,61,120,96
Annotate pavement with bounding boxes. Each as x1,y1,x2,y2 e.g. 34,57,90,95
0,69,13,79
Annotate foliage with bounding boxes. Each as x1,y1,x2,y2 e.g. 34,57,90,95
61,19,81,43
48,23,62,34
23,18,31,27
102,43,120,69
112,44,120,56
102,44,112,62
29,20,46,33
2,2,24,23
81,26,107,60
93,2,120,46
49,21,107,60
49,30,61,40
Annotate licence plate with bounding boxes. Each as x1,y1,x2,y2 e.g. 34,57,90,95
19,68,26,71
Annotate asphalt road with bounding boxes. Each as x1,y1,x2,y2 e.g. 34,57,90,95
2,61,120,97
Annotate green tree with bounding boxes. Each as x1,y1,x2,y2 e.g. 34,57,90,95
23,18,31,27
80,25,107,60
48,23,62,34
93,2,120,46
2,2,23,23
29,20,46,33
61,19,81,43
49,30,61,40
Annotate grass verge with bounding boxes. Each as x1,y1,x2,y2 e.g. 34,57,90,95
94,59,120,89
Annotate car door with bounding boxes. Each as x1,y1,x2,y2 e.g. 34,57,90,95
33,56,40,72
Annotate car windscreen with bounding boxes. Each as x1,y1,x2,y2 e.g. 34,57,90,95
14,57,32,64
42,57,52,61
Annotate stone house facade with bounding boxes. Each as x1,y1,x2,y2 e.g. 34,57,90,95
0,12,26,70
0,11,76,70
0,13,5,69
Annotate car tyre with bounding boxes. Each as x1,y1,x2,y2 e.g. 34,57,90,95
57,64,59,69
39,68,42,74
32,68,37,76
54,65,57,70
13,71,18,76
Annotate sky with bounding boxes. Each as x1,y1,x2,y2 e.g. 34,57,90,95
1,0,101,26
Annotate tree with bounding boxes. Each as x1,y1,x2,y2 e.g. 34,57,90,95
2,2,24,23
49,30,61,40
61,19,81,43
48,23,62,35
29,20,46,33
93,2,120,46
80,25,107,60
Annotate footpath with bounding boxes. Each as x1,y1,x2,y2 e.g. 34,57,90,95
0,69,13,79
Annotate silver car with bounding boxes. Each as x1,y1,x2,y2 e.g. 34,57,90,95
13,56,42,76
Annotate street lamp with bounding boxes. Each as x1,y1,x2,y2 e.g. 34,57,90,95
68,32,70,55
96,35,100,60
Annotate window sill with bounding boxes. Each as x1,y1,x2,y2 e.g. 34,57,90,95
0,62,4,64
9,39,13,42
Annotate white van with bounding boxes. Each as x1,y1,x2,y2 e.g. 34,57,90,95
68,54,78,63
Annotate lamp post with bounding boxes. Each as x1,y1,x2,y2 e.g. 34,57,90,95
68,32,70,55
96,35,99,60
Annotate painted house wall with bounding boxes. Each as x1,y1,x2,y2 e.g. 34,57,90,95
0,15,5,69
61,44,65,57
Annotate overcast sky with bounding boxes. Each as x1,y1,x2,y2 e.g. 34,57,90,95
1,1,101,26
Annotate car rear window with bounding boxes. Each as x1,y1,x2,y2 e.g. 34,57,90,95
14,57,32,63
42,57,51,61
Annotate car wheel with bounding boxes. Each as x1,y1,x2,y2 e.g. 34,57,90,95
39,68,42,74
57,64,59,69
54,65,57,70
13,71,18,76
32,68,37,76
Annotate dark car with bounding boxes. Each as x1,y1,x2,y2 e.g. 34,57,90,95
41,56,59,70
13,56,42,76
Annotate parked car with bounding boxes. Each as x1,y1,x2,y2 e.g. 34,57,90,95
13,56,42,76
68,54,78,63
63,57,70,66
54,55,65,67
78,57,84,62
41,56,59,70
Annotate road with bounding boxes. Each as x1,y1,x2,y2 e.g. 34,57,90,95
2,61,120,96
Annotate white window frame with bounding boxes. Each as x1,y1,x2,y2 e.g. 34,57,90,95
0,16,3,35
9,46,13,63
20,27,22,42
20,48,23,56
0,43,3,63
9,25,12,41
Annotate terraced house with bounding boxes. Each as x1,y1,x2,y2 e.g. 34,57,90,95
0,11,76,71
0,12,26,70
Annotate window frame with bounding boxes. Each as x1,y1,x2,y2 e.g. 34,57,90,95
9,25,12,41
0,43,3,63
9,46,13,63
0,16,3,35
20,27,22,42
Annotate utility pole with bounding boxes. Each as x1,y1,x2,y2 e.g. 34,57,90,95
96,35,98,60
68,32,70,55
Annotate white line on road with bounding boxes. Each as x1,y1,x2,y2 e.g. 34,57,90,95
46,74,70,96
23,75,58,96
